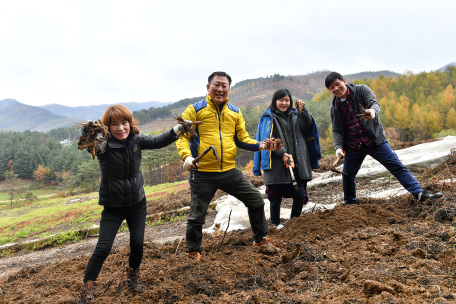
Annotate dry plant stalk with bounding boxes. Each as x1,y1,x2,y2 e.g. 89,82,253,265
211,210,232,253
77,120,110,159
261,138,283,149
174,114,203,139
294,100,303,114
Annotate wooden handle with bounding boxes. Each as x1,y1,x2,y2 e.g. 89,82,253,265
192,148,210,165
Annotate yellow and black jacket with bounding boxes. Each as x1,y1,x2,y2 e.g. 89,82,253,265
176,95,259,172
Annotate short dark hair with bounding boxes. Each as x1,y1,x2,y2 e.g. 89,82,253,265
208,71,232,86
325,72,344,89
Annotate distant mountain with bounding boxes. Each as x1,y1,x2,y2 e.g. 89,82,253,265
0,99,82,132
0,98,19,109
39,101,172,121
438,62,456,72
345,70,399,81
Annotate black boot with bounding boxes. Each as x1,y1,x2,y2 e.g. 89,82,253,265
77,280,94,304
126,265,145,292
417,190,443,202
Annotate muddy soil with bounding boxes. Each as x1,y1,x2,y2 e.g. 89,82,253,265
1,152,455,303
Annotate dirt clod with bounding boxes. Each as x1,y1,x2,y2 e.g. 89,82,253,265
363,280,395,296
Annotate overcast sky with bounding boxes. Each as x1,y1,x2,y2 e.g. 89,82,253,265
0,0,455,107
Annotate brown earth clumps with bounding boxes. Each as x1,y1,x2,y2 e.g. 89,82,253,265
1,151,456,303
2,197,456,303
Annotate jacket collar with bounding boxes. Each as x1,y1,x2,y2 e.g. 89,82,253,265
262,107,298,118
206,94,229,113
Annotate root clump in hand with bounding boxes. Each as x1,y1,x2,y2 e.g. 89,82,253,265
174,115,203,139
294,100,303,114
357,105,371,121
261,138,283,149
77,120,110,159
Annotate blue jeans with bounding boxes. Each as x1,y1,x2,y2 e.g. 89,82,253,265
266,179,308,225
343,139,423,204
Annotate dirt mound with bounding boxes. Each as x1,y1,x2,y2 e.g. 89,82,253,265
2,159,456,303
146,187,227,215
3,201,456,303
420,148,456,181
280,204,397,242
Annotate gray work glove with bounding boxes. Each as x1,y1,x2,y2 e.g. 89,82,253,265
80,120,93,137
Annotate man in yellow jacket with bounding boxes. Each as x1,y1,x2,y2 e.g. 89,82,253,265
177,71,281,260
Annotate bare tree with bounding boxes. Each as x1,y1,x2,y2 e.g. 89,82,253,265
2,171,25,208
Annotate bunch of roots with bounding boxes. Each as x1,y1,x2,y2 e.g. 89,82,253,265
77,120,110,159
261,138,283,149
174,115,203,139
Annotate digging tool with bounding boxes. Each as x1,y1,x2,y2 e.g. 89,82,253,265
286,158,299,191
329,155,348,175
192,145,221,167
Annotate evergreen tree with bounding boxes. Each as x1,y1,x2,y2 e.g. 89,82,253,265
0,150,9,180
14,148,35,178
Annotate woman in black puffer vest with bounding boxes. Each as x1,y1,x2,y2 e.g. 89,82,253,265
77,105,182,304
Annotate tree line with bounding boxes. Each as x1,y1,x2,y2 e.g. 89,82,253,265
2,67,454,197
131,72,331,126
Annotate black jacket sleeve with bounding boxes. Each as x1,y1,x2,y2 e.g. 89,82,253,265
139,128,177,150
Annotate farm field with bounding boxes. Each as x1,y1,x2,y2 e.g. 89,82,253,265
0,180,56,202
0,150,455,303
0,181,190,248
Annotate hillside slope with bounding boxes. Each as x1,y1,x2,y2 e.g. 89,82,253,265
139,70,399,132
0,100,81,132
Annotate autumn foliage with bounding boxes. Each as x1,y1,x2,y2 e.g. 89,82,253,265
314,66,456,145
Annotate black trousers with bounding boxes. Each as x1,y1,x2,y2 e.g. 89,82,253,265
266,179,308,225
186,169,268,252
83,199,146,283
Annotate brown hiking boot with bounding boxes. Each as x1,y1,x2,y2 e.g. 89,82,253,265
253,237,281,252
187,251,201,260
77,280,94,304
126,265,145,292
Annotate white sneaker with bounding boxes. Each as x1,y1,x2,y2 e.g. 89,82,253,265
273,224,284,230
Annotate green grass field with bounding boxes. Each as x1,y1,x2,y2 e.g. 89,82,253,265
0,181,189,248
0,180,57,201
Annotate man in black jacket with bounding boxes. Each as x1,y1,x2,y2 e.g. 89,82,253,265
326,72,442,205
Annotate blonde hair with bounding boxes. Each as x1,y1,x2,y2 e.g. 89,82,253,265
100,105,140,135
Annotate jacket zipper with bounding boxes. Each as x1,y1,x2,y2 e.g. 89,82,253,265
125,147,132,205
214,101,223,172
217,112,223,172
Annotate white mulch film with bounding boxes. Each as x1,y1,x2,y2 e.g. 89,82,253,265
203,136,456,234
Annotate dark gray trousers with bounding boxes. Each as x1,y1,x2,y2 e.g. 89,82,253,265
186,169,268,252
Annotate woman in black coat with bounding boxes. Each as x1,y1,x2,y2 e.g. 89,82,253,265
254,89,314,229
77,105,182,304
